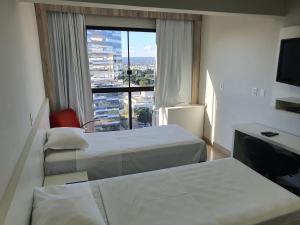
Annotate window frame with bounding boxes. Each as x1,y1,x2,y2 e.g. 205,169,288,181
86,26,156,130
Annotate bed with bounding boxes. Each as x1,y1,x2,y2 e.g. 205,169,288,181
33,158,300,225
44,124,207,180
4,99,298,225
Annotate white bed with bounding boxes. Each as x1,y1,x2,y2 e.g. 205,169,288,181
44,125,207,180
4,99,298,225
34,158,300,225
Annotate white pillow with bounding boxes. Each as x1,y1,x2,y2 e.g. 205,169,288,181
31,183,106,225
44,127,89,150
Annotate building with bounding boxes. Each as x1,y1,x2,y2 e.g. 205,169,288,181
87,30,125,131
87,29,123,88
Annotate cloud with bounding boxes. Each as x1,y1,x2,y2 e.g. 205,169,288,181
144,45,152,50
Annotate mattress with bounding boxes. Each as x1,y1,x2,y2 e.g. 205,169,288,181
45,125,207,179
88,158,300,225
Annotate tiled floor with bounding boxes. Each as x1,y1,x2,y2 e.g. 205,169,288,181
207,145,230,161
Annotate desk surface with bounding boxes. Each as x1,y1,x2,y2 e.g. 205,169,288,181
234,123,300,155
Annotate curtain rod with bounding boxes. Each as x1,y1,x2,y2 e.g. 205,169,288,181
35,3,202,21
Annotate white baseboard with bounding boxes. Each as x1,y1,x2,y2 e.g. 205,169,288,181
202,136,232,157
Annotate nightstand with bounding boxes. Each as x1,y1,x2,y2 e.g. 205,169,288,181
43,171,88,186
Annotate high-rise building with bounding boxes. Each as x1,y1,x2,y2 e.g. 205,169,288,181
87,30,125,131
87,30,123,88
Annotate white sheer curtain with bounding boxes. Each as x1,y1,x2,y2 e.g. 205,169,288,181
47,12,93,127
154,19,193,125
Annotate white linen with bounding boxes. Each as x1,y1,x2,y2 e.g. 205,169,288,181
44,125,207,179
44,127,88,150
44,150,77,175
31,183,105,225
155,20,192,108
89,182,109,225
99,158,300,225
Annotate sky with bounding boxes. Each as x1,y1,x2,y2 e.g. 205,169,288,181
121,31,156,58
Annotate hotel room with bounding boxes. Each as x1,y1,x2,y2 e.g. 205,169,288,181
0,0,300,225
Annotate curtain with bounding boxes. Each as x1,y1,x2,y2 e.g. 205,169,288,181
154,19,193,125
155,19,193,107
47,12,93,127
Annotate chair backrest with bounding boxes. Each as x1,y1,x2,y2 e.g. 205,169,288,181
49,109,80,128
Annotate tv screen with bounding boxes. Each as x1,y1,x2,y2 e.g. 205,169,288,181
276,37,300,87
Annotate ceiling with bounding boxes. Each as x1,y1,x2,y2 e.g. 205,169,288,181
24,0,287,16
64,0,286,16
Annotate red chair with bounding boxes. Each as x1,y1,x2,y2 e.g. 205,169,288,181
50,109,81,128
50,109,101,131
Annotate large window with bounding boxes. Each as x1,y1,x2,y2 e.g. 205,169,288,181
86,27,156,132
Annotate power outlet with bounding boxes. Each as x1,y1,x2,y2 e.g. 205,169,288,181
259,89,266,97
220,83,224,91
29,113,33,127
252,88,258,96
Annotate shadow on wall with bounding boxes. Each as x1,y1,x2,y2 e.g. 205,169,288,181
203,69,218,144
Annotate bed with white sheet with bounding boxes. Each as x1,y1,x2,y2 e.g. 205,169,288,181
32,158,300,225
44,125,207,179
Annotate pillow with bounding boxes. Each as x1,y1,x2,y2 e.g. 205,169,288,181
31,183,106,225
44,127,89,150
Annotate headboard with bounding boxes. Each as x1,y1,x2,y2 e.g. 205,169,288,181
0,98,50,225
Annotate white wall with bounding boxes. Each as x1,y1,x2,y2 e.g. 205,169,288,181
0,1,45,200
199,10,300,151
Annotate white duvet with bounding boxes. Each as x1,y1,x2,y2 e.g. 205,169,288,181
99,158,300,225
45,125,207,179
34,159,300,225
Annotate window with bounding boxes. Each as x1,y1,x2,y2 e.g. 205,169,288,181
86,27,156,132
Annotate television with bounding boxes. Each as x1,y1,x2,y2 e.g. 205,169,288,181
276,37,300,87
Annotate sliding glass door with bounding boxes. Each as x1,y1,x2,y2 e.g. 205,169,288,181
86,27,156,132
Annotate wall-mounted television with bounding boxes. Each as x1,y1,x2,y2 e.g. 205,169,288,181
276,37,300,87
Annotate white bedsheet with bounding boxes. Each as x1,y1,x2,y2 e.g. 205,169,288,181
45,125,207,179
99,158,300,225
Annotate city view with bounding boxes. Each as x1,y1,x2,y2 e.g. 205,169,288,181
86,29,156,132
